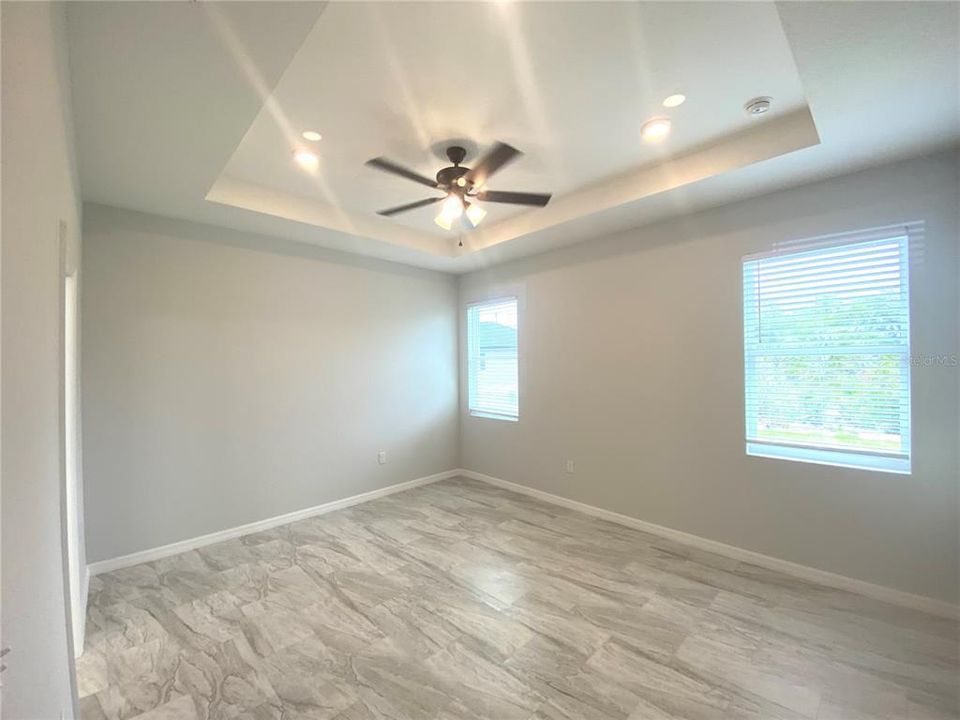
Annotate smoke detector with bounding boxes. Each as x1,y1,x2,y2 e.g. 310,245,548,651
744,97,773,116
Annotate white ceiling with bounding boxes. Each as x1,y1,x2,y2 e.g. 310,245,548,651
67,1,959,273
217,2,806,232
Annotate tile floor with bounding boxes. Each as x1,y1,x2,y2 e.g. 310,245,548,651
76,477,959,720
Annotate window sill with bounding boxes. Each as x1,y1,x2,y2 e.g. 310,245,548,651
469,410,518,422
746,442,910,474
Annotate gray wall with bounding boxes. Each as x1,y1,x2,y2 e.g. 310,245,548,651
79,154,959,605
82,205,459,563
460,151,960,604
2,2,83,716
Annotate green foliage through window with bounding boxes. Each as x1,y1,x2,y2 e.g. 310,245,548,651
743,236,911,473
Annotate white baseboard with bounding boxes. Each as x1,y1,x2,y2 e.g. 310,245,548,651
87,467,959,620
88,470,459,576
458,469,960,620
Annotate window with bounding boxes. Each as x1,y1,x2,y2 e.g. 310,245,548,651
743,234,911,473
467,297,519,420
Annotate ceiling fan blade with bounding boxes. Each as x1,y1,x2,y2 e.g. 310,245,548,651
476,190,552,207
465,142,522,187
376,197,443,217
366,157,438,189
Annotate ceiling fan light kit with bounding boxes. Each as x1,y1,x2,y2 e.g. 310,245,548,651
465,202,487,228
365,142,552,232
434,194,464,230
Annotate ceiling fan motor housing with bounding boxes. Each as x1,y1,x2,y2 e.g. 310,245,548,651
436,146,470,192
366,141,551,218
436,165,470,191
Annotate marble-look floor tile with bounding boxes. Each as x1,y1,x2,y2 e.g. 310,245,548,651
673,615,824,717
365,595,461,658
424,640,542,720
76,647,110,697
133,696,201,720
506,593,611,657
79,477,960,720
79,695,110,720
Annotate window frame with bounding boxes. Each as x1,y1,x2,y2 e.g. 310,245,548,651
742,231,913,475
466,295,520,422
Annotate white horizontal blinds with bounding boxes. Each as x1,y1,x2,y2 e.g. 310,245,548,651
467,297,519,420
743,235,911,473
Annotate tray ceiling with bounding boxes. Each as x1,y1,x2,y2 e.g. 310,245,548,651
66,1,959,272
209,1,815,256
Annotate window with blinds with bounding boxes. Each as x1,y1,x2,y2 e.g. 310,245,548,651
467,297,519,421
743,234,911,473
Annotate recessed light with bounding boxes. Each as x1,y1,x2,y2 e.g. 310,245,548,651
301,130,322,142
662,94,686,108
744,97,773,116
641,117,672,142
293,149,319,172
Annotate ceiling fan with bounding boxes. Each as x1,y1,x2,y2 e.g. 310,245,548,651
365,142,552,231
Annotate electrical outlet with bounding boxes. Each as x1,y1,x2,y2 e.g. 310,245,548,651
378,451,387,465
565,460,575,473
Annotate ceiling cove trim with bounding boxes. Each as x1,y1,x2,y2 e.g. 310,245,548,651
207,107,820,260
206,176,453,257
460,107,821,255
